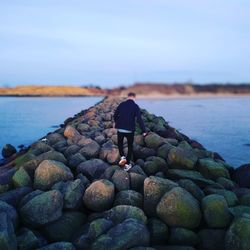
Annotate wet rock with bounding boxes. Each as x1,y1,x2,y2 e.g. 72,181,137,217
156,187,201,229
225,214,250,250
34,160,73,190
148,218,168,244
83,179,115,212
144,176,178,216
114,190,143,208
77,158,110,181
91,218,150,250
42,212,86,242
111,170,130,191
202,194,232,228
20,190,63,227
2,144,17,158
0,212,17,250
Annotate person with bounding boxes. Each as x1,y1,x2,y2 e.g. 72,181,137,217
113,92,147,171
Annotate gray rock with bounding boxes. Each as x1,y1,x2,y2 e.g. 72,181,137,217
114,190,143,208
2,144,16,158
148,218,168,244
111,170,130,191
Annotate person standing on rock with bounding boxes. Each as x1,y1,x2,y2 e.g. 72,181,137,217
113,92,147,171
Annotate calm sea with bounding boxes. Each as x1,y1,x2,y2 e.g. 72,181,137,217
0,96,249,167
137,96,250,168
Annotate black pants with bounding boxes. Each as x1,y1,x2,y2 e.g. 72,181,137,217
117,131,134,164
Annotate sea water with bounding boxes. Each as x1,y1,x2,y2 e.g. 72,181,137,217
137,96,250,167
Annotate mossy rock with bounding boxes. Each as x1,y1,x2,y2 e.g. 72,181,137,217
225,214,250,250
216,177,236,190
111,170,130,191
239,194,250,206
156,187,201,229
12,167,32,188
157,143,174,160
14,151,35,168
144,132,165,149
202,194,232,228
229,205,250,218
144,176,178,216
143,157,167,175
198,158,230,180
148,218,168,244
114,190,143,208
130,173,146,193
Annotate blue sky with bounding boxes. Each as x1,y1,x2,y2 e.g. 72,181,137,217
0,0,250,87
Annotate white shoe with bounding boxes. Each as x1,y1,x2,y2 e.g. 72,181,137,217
124,163,132,172
119,156,127,166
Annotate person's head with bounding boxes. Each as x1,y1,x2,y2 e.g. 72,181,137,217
127,92,136,100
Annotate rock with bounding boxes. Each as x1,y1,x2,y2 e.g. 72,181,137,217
103,205,147,224
153,246,195,250
34,160,73,190
99,141,120,164
225,214,250,250
198,229,226,250
52,179,85,209
111,170,130,191
0,212,17,250
78,138,100,159
17,228,47,250
130,165,147,176
74,218,114,249
102,165,121,180
103,128,117,138
156,187,201,229
64,125,80,138
77,159,110,181
143,157,167,175
144,132,165,148
42,212,86,242
63,145,81,159
168,147,198,170
229,205,250,217
0,187,32,208
114,190,143,208
198,158,230,180
95,135,106,144
166,169,215,188
20,190,63,227
234,164,250,188
68,153,86,170
46,133,65,145
77,123,90,133
83,179,115,212
0,201,18,229
2,144,17,158
91,218,150,250
30,141,52,156
144,176,178,216
37,242,76,250
204,187,238,207
178,179,205,202
239,194,250,206
216,177,236,190
36,150,67,165
130,173,146,192
12,167,32,188
148,218,168,244
134,145,156,160
0,168,16,193
157,143,174,160
169,227,199,246
202,194,232,228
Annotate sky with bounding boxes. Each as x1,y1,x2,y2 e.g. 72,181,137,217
0,0,250,88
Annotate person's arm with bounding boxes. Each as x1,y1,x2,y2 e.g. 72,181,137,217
135,105,146,134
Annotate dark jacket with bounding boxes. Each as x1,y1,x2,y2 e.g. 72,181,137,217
114,99,146,133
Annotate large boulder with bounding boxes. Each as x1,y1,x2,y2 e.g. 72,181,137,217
20,190,63,227
2,144,16,158
83,179,115,212
233,164,250,188
0,201,18,229
78,138,100,159
114,190,143,208
147,218,169,244
225,214,250,250
157,143,174,160
12,167,32,188
42,212,86,242
168,147,198,170
197,158,230,180
77,159,110,181
144,176,178,216
143,156,167,175
64,125,80,138
99,141,120,164
52,179,85,210
156,187,201,229
202,194,232,228
111,170,130,191
91,218,150,250
144,133,165,149
0,212,17,250
34,160,73,190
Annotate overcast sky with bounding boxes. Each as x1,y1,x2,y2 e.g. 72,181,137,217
0,0,250,87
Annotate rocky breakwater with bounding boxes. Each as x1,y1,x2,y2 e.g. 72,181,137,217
0,96,250,250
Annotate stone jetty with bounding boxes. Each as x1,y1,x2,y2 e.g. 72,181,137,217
0,96,250,250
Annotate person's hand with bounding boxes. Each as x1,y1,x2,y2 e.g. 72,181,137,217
143,132,147,137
